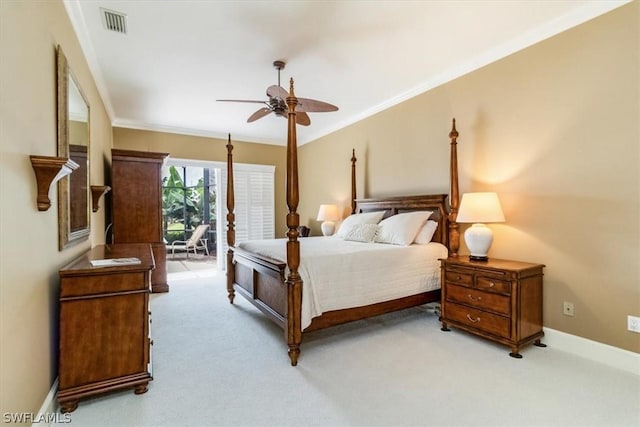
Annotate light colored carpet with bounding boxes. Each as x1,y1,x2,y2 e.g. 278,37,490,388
56,269,640,426
166,259,217,280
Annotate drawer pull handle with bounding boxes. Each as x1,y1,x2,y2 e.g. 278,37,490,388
489,282,495,287
456,275,462,280
466,314,480,323
467,294,481,302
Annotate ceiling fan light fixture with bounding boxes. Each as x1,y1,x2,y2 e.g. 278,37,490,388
217,60,338,126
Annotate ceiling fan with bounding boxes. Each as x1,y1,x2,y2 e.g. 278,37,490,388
216,60,338,126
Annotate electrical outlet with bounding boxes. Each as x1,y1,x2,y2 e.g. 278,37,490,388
628,316,640,333
563,301,575,317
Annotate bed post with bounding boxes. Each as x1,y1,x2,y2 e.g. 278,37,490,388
285,78,303,366
226,134,236,303
351,149,357,214
448,119,460,257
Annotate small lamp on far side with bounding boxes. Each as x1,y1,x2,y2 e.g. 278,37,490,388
316,204,340,236
456,192,505,261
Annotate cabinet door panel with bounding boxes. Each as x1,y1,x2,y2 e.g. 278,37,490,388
112,160,162,243
59,293,147,388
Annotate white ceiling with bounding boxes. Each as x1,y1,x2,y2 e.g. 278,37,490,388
64,0,627,146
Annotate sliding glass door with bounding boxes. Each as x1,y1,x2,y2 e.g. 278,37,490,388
162,163,217,257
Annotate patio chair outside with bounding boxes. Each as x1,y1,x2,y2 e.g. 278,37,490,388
168,224,210,258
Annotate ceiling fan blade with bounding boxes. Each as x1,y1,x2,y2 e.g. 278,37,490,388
296,97,339,113
266,85,289,100
296,111,311,126
217,99,268,104
247,107,273,123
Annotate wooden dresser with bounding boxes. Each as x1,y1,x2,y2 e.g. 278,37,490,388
57,244,155,413
111,149,169,293
440,256,545,358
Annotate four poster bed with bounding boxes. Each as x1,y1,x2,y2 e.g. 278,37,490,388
226,79,461,365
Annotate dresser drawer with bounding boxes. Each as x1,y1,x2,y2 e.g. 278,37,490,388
446,284,510,316
61,272,148,298
476,276,511,294
445,302,511,339
445,270,473,286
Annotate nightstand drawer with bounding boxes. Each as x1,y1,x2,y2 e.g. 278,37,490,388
446,302,511,339
445,270,473,286
446,284,510,315
476,277,511,294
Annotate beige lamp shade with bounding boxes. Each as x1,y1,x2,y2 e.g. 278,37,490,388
317,204,339,236
457,192,505,223
457,192,505,261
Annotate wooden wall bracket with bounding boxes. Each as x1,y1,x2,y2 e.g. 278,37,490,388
90,185,111,212
30,155,79,211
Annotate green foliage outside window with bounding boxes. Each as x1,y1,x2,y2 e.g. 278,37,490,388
162,165,216,244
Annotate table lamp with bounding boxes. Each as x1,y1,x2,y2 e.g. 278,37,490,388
456,192,505,261
316,204,339,236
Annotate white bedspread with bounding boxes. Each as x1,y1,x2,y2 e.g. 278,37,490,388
236,237,448,329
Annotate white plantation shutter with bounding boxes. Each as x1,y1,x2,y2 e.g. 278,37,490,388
219,162,275,268
247,170,275,239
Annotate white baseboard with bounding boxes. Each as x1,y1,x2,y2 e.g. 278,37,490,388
33,378,58,427
543,327,640,376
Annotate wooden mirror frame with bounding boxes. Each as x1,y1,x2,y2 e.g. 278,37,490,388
57,45,90,250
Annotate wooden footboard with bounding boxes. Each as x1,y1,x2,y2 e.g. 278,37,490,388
228,247,287,328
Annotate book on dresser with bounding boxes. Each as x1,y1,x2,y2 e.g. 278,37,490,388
89,257,141,267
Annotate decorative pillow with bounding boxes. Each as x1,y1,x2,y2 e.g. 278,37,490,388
342,223,378,243
413,220,438,244
336,211,385,238
375,211,433,246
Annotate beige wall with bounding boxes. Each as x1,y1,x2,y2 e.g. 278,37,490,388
112,128,288,236
299,3,639,353
0,0,113,419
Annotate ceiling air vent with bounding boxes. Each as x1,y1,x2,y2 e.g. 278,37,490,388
101,8,127,34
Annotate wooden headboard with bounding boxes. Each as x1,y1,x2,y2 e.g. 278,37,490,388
356,194,449,248
346,119,460,255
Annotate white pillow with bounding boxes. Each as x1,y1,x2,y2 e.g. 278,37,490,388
336,211,385,238
375,211,433,246
342,223,378,243
413,220,438,244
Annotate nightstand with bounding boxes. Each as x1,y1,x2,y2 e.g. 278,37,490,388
440,256,546,358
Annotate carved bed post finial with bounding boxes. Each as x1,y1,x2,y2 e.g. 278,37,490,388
448,118,460,257
351,149,357,214
285,78,303,366
226,133,236,303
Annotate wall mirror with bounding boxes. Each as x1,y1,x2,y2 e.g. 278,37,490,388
57,45,90,250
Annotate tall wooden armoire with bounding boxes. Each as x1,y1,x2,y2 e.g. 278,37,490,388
111,149,169,292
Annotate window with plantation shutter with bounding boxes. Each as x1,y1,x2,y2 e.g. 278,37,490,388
219,162,275,268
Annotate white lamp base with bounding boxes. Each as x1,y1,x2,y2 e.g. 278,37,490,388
464,223,494,261
321,221,336,236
